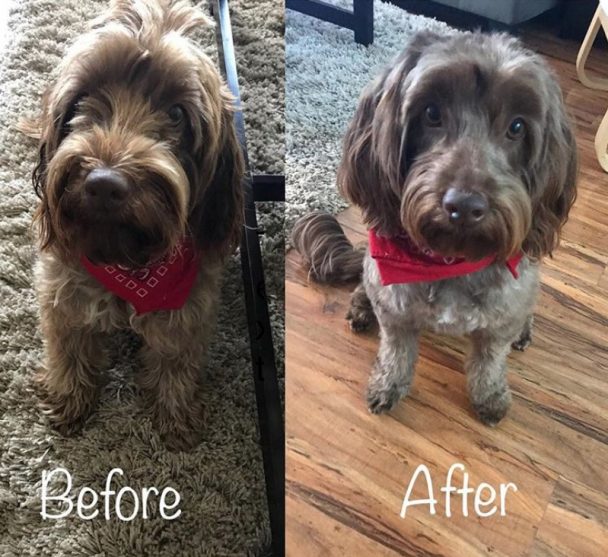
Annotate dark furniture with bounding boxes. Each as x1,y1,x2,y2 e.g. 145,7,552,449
387,0,560,33
422,0,559,26
213,1,285,555
387,1,606,45
561,0,608,44
287,0,374,45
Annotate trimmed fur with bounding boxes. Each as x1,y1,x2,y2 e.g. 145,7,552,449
294,32,578,425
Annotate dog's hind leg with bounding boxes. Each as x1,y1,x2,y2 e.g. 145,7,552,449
466,328,516,426
346,282,377,333
511,314,533,351
367,324,419,414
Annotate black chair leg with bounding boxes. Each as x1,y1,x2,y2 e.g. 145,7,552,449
252,175,285,202
354,0,374,45
214,2,285,555
287,0,374,45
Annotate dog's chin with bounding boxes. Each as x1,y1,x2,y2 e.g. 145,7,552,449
83,245,159,268
414,225,503,262
72,224,173,268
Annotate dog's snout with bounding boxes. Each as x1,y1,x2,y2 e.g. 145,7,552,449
442,188,488,226
84,168,130,207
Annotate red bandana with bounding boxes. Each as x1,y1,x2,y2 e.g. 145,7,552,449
81,238,201,315
369,229,522,286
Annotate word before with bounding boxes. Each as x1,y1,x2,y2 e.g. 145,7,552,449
400,463,517,518
41,467,181,521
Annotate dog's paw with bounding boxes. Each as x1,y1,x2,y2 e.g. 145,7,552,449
159,426,203,452
50,415,88,437
511,334,531,352
39,394,94,436
154,405,205,452
346,306,376,333
35,372,96,436
367,383,407,414
472,390,512,426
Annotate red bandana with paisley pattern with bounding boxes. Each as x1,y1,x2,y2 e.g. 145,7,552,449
81,238,201,315
369,229,522,286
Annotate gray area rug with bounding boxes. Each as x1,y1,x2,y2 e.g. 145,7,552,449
286,0,452,230
0,0,283,555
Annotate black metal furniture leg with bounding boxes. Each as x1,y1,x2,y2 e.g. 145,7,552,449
252,175,285,202
354,0,374,45
287,0,374,45
214,1,285,555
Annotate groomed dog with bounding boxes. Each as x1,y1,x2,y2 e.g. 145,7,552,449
293,31,577,426
31,0,243,449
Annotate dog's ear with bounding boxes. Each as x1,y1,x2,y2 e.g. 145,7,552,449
337,31,444,235
32,93,81,250
523,80,578,259
188,106,244,258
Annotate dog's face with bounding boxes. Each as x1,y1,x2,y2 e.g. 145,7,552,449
34,0,243,267
338,32,577,261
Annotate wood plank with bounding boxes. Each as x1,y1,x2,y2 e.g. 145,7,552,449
529,478,608,557
287,493,402,557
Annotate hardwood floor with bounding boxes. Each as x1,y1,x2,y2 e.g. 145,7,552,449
285,26,608,557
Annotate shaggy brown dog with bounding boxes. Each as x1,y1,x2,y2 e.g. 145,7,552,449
31,0,243,450
294,31,577,425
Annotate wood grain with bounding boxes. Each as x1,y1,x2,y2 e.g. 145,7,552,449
286,25,608,557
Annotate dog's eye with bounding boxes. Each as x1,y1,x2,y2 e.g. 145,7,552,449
507,117,525,139
168,105,185,124
424,104,442,126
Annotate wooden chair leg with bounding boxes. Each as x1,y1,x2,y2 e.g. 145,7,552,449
595,108,608,172
576,6,608,91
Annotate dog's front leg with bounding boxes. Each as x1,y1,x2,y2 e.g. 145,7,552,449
137,317,209,451
37,309,107,436
367,322,419,414
466,329,516,426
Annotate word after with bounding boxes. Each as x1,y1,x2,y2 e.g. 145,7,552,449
400,463,517,518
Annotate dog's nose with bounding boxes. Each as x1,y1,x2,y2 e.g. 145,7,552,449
442,188,488,225
84,168,130,207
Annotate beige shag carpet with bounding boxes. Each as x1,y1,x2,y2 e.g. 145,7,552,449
0,0,284,555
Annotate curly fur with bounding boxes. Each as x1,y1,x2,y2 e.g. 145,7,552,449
31,0,244,450
294,32,578,425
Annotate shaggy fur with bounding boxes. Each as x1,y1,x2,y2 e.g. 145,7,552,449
31,0,244,450
293,32,577,425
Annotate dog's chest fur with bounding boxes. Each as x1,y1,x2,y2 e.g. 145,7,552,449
363,253,539,336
